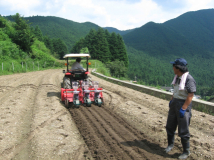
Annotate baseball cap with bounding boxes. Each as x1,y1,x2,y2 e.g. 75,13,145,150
170,58,187,66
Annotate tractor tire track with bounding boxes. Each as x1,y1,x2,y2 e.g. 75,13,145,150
0,71,53,159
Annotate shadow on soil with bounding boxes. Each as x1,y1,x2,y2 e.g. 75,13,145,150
47,92,61,98
121,139,180,159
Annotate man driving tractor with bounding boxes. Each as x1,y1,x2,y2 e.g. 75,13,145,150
71,58,85,71
63,55,91,89
61,53,103,108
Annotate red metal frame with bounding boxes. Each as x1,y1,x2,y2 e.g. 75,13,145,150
61,87,103,104
65,72,72,75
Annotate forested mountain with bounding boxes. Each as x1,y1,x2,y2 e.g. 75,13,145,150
0,14,63,73
3,9,214,97
123,9,214,95
103,27,134,35
5,16,100,51
164,9,214,54
123,9,214,60
5,16,134,50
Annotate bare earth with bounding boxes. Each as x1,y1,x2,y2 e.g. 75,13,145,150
0,69,213,160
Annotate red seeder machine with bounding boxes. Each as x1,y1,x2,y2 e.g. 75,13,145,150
61,54,104,108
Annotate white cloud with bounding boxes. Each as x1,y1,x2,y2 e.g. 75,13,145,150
0,0,41,12
54,0,169,30
185,0,214,11
0,0,214,30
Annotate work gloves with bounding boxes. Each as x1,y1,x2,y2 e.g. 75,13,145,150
179,108,186,118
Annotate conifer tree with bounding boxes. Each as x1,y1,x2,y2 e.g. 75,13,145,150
109,32,119,61
104,29,111,44
94,28,111,62
84,29,97,58
116,34,129,67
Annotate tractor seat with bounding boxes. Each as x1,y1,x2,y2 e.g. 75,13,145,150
69,70,87,80
70,69,85,74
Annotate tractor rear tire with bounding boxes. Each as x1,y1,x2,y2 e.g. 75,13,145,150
63,77,71,89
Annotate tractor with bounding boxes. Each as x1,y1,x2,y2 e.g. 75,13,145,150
61,54,104,108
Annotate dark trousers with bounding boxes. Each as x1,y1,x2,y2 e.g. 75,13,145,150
166,98,192,138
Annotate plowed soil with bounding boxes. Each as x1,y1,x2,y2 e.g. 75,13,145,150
0,69,213,160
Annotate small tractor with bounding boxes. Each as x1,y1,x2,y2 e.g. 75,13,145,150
61,54,104,108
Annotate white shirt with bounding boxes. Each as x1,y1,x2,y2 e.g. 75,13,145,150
71,62,85,71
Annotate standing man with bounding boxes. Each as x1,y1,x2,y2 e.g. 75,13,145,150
165,58,196,159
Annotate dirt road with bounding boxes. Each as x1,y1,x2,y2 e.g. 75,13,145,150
0,69,213,160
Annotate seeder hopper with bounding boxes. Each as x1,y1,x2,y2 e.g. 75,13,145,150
61,54,104,108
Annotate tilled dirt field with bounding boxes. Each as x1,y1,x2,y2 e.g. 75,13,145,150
0,69,213,160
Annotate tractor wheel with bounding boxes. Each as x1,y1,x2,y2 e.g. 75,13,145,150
86,103,91,107
65,99,69,108
63,77,71,89
86,99,91,107
101,97,104,105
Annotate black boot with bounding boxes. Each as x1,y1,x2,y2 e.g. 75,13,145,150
178,137,190,159
165,134,174,153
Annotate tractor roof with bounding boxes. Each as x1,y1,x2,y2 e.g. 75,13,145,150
63,54,90,58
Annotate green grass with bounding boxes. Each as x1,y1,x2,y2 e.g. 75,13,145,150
193,105,214,116
0,59,65,76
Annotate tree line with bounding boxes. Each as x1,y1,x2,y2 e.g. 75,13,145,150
3,14,68,59
33,25,68,59
126,46,214,99
0,13,67,70
71,28,129,67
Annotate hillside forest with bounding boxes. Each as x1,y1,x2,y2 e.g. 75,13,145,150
2,10,214,100
71,28,129,77
0,13,67,74
123,9,214,99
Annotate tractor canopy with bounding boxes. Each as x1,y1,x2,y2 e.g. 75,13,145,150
63,53,91,72
63,54,90,58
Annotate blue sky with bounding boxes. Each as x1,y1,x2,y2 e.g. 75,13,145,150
0,0,214,30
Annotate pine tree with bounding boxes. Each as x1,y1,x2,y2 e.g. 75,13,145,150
109,32,119,61
94,28,111,62
104,29,111,44
84,29,97,58
117,34,129,67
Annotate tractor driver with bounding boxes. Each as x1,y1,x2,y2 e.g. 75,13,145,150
71,58,85,71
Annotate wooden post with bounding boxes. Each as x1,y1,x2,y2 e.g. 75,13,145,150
12,62,14,71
